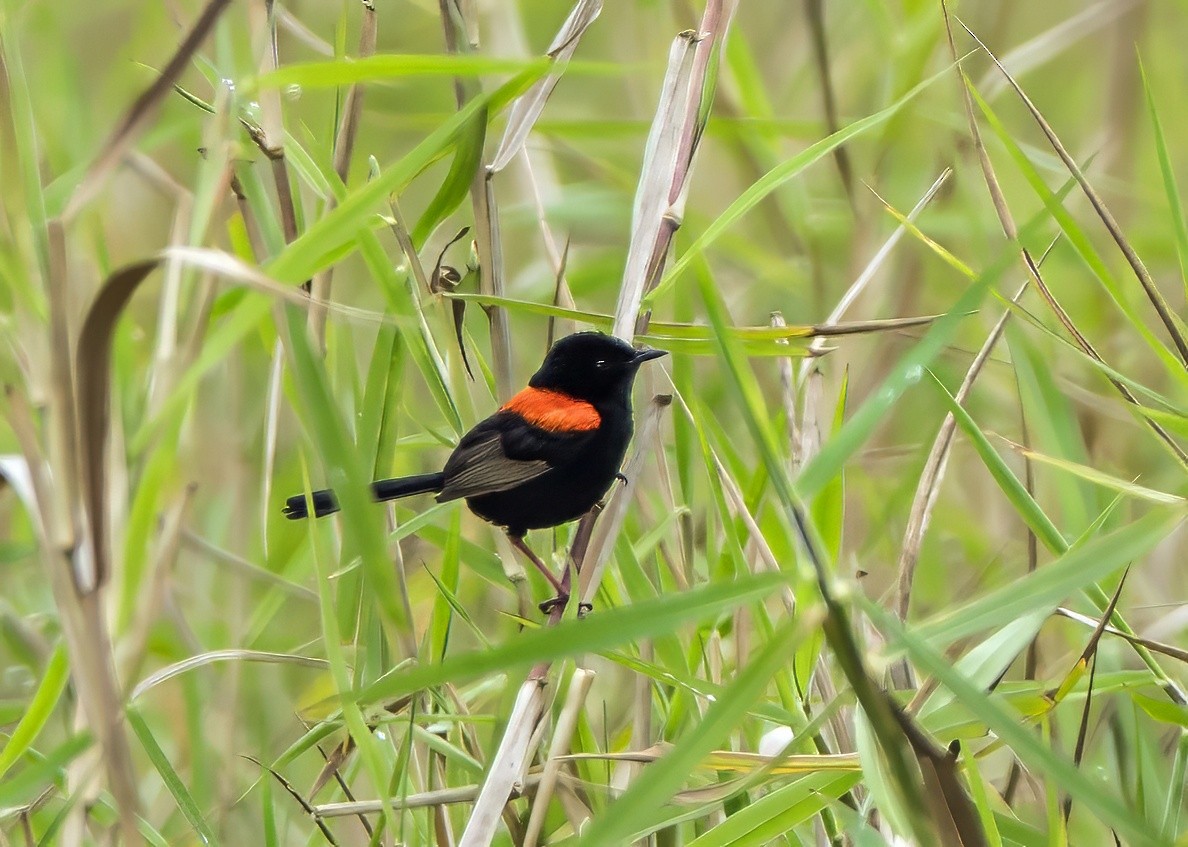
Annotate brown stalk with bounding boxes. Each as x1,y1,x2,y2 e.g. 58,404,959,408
891,715,990,847
43,224,143,843
790,503,938,843
1063,571,1128,825
76,259,160,588
68,244,418,837
802,0,854,206
941,2,1015,238
896,2,1084,639
1056,607,1188,666
466,0,598,352
318,741,375,840
245,756,340,846
62,0,233,220
308,0,378,348
384,199,430,295
246,1,301,279
892,277,1030,625
230,171,267,258
1003,379,1041,804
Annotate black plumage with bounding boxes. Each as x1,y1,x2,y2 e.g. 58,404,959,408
283,332,666,602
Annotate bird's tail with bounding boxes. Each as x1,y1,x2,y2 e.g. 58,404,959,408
283,472,446,520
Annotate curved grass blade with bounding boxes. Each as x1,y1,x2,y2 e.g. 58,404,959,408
0,643,69,781
862,595,1162,847
578,619,808,847
911,510,1176,650
128,707,220,847
358,573,789,705
996,436,1185,506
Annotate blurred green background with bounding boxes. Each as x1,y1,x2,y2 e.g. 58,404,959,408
3,0,1188,844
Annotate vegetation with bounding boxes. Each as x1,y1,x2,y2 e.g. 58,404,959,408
2,0,1187,844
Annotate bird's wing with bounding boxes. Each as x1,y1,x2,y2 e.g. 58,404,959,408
437,434,550,501
437,413,595,502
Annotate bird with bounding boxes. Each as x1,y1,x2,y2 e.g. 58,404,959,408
283,331,667,609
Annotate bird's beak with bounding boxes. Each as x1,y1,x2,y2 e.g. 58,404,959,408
632,346,668,364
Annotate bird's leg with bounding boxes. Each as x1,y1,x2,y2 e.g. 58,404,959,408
507,534,569,612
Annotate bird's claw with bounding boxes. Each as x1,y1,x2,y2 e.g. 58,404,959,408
538,596,593,617
615,472,629,485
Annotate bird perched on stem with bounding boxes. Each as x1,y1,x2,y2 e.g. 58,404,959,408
284,331,666,610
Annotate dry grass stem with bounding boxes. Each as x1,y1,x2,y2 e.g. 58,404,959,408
798,169,951,384
522,667,596,847
614,0,738,339
960,17,1188,367
488,0,603,173
458,680,548,846
893,278,1030,623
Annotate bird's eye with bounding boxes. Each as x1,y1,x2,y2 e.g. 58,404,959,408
594,360,607,369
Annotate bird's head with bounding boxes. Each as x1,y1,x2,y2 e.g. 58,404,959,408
529,332,666,404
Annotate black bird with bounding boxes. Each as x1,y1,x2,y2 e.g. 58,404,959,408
283,332,666,607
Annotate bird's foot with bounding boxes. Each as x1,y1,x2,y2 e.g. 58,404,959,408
615,472,629,485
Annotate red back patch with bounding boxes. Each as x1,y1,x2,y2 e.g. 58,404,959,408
501,387,601,433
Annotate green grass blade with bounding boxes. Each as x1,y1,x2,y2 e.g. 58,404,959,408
1139,57,1188,302
685,772,861,846
0,643,69,779
0,733,92,808
253,54,579,89
128,707,220,847
358,572,790,704
911,509,1177,649
266,69,541,285
283,305,412,642
648,61,953,306
579,618,808,847
928,370,1066,552
861,595,1163,846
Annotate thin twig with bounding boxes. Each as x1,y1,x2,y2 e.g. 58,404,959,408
63,0,234,219
959,16,1188,367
